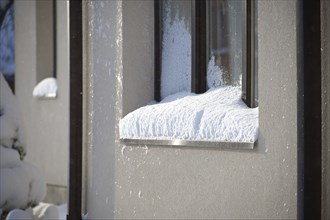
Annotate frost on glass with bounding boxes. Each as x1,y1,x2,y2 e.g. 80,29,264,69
207,0,243,89
207,56,227,88
161,0,191,99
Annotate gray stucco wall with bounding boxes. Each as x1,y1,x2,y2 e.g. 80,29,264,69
15,0,69,191
85,0,298,219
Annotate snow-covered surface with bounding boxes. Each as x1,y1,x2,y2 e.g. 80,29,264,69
0,3,15,77
161,1,191,99
120,86,258,143
4,203,62,220
32,77,58,98
4,203,87,220
57,204,67,220
0,148,47,212
0,74,26,158
1,73,47,215
33,203,59,220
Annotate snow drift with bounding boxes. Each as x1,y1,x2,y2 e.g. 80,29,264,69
120,86,258,143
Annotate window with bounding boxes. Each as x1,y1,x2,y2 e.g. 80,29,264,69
155,0,258,108
33,0,58,99
36,0,57,81
120,0,258,148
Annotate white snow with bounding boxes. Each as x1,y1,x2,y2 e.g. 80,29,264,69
161,1,191,99
57,204,67,220
120,86,258,143
0,160,47,212
0,74,26,158
1,73,47,217
33,203,59,220
0,146,20,168
5,209,33,220
4,203,62,220
32,77,58,98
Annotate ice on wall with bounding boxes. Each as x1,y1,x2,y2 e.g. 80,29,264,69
0,3,15,79
32,77,58,98
120,86,258,143
161,0,191,99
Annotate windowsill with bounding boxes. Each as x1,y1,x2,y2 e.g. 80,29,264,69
120,138,256,150
120,87,259,146
34,93,57,100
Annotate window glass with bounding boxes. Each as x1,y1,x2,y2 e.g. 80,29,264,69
36,0,56,82
161,0,191,99
206,0,243,89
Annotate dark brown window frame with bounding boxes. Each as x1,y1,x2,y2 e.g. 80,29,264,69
68,0,83,219
155,0,258,108
53,0,57,78
297,0,322,218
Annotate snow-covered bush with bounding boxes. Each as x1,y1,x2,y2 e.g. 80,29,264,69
0,74,49,218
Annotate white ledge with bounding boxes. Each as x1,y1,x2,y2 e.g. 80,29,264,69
120,138,256,150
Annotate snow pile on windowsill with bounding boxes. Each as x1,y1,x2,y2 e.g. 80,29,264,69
32,77,58,99
119,86,259,143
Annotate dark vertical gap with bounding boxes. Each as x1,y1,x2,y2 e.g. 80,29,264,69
297,0,304,218
53,0,57,78
243,0,256,108
191,0,207,94
154,0,161,102
297,0,322,219
68,0,82,220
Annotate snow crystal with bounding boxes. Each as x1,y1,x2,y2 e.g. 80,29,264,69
120,86,258,143
32,77,58,98
161,1,191,99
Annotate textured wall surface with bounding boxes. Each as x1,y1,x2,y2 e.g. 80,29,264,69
86,0,298,219
15,0,69,189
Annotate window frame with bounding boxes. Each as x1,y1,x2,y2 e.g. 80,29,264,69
154,0,258,108
121,0,257,149
36,0,57,82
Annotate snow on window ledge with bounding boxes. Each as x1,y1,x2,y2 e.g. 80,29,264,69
32,77,58,99
119,86,259,149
